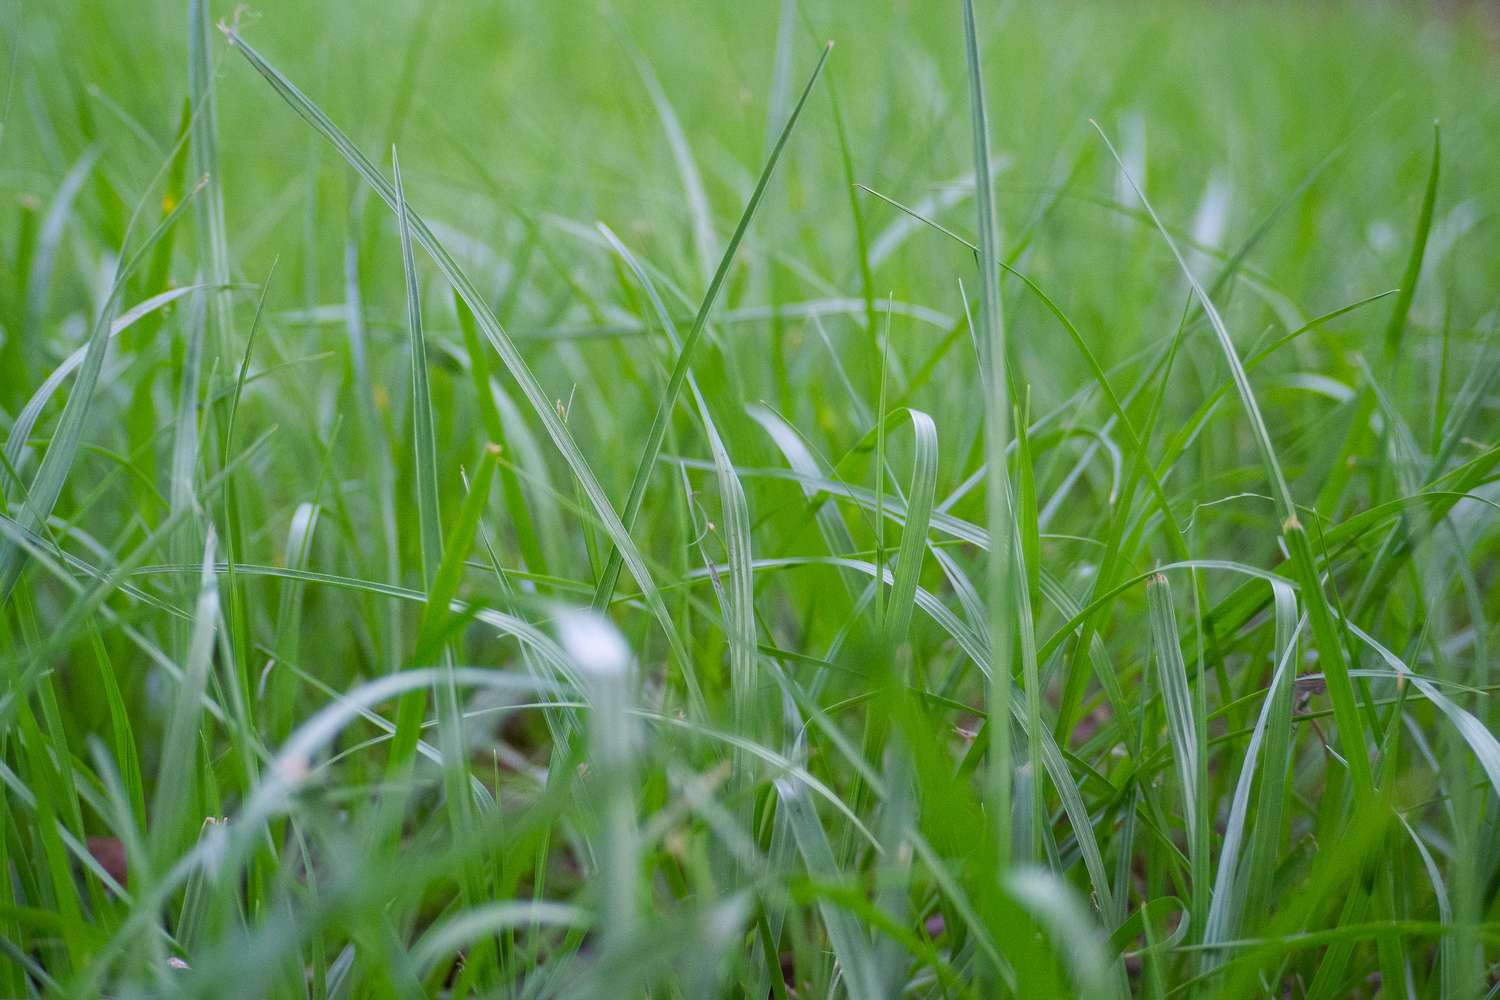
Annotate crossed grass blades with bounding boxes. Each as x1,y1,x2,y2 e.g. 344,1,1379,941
1,0,1498,996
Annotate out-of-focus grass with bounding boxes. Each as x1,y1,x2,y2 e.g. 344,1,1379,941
1,0,1498,995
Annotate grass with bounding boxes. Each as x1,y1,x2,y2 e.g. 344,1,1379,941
2,0,1499,995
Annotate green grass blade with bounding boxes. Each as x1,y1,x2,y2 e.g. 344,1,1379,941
588,41,831,614
960,0,1016,866
881,410,937,647
188,0,235,367
0,179,205,600
1094,120,1376,806
776,778,882,998
1382,122,1441,357
1147,574,1208,939
223,27,696,704
393,149,443,587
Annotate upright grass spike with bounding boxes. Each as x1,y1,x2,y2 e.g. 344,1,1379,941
220,262,275,746
591,222,735,709
166,287,206,657
1383,122,1441,358
393,149,442,587
879,410,938,650
150,531,220,869
1239,584,1301,938
188,0,235,370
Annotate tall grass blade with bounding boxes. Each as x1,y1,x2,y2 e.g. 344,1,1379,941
588,41,832,614
960,0,1016,865
223,28,696,701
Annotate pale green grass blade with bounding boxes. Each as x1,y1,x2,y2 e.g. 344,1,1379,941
1006,867,1122,998
558,609,639,953
22,148,97,338
961,0,1016,864
3,283,205,492
224,28,694,699
188,0,235,367
150,530,220,865
776,778,882,998
1094,120,1376,805
588,41,831,614
410,902,589,976
1147,574,1208,936
1348,622,1500,797
1398,814,1455,996
167,283,206,578
0,181,204,599
340,221,404,678
624,40,717,283
746,403,861,596
595,221,750,716
0,427,276,724
1203,597,1302,952
1242,582,1302,933
881,409,937,647
1383,122,1441,356
1156,289,1399,477
394,148,443,586
1090,122,1293,527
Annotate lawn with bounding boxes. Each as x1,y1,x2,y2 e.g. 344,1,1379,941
2,0,1499,995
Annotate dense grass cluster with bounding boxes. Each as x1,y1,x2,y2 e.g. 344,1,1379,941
2,0,1499,995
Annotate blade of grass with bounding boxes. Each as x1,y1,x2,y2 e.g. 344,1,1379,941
1093,119,1376,810
224,28,699,710
1147,574,1209,941
588,40,832,614
0,178,206,600
960,0,1016,865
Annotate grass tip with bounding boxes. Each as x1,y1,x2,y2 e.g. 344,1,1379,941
218,6,253,42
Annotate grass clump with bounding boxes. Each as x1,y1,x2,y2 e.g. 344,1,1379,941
1,0,1498,995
